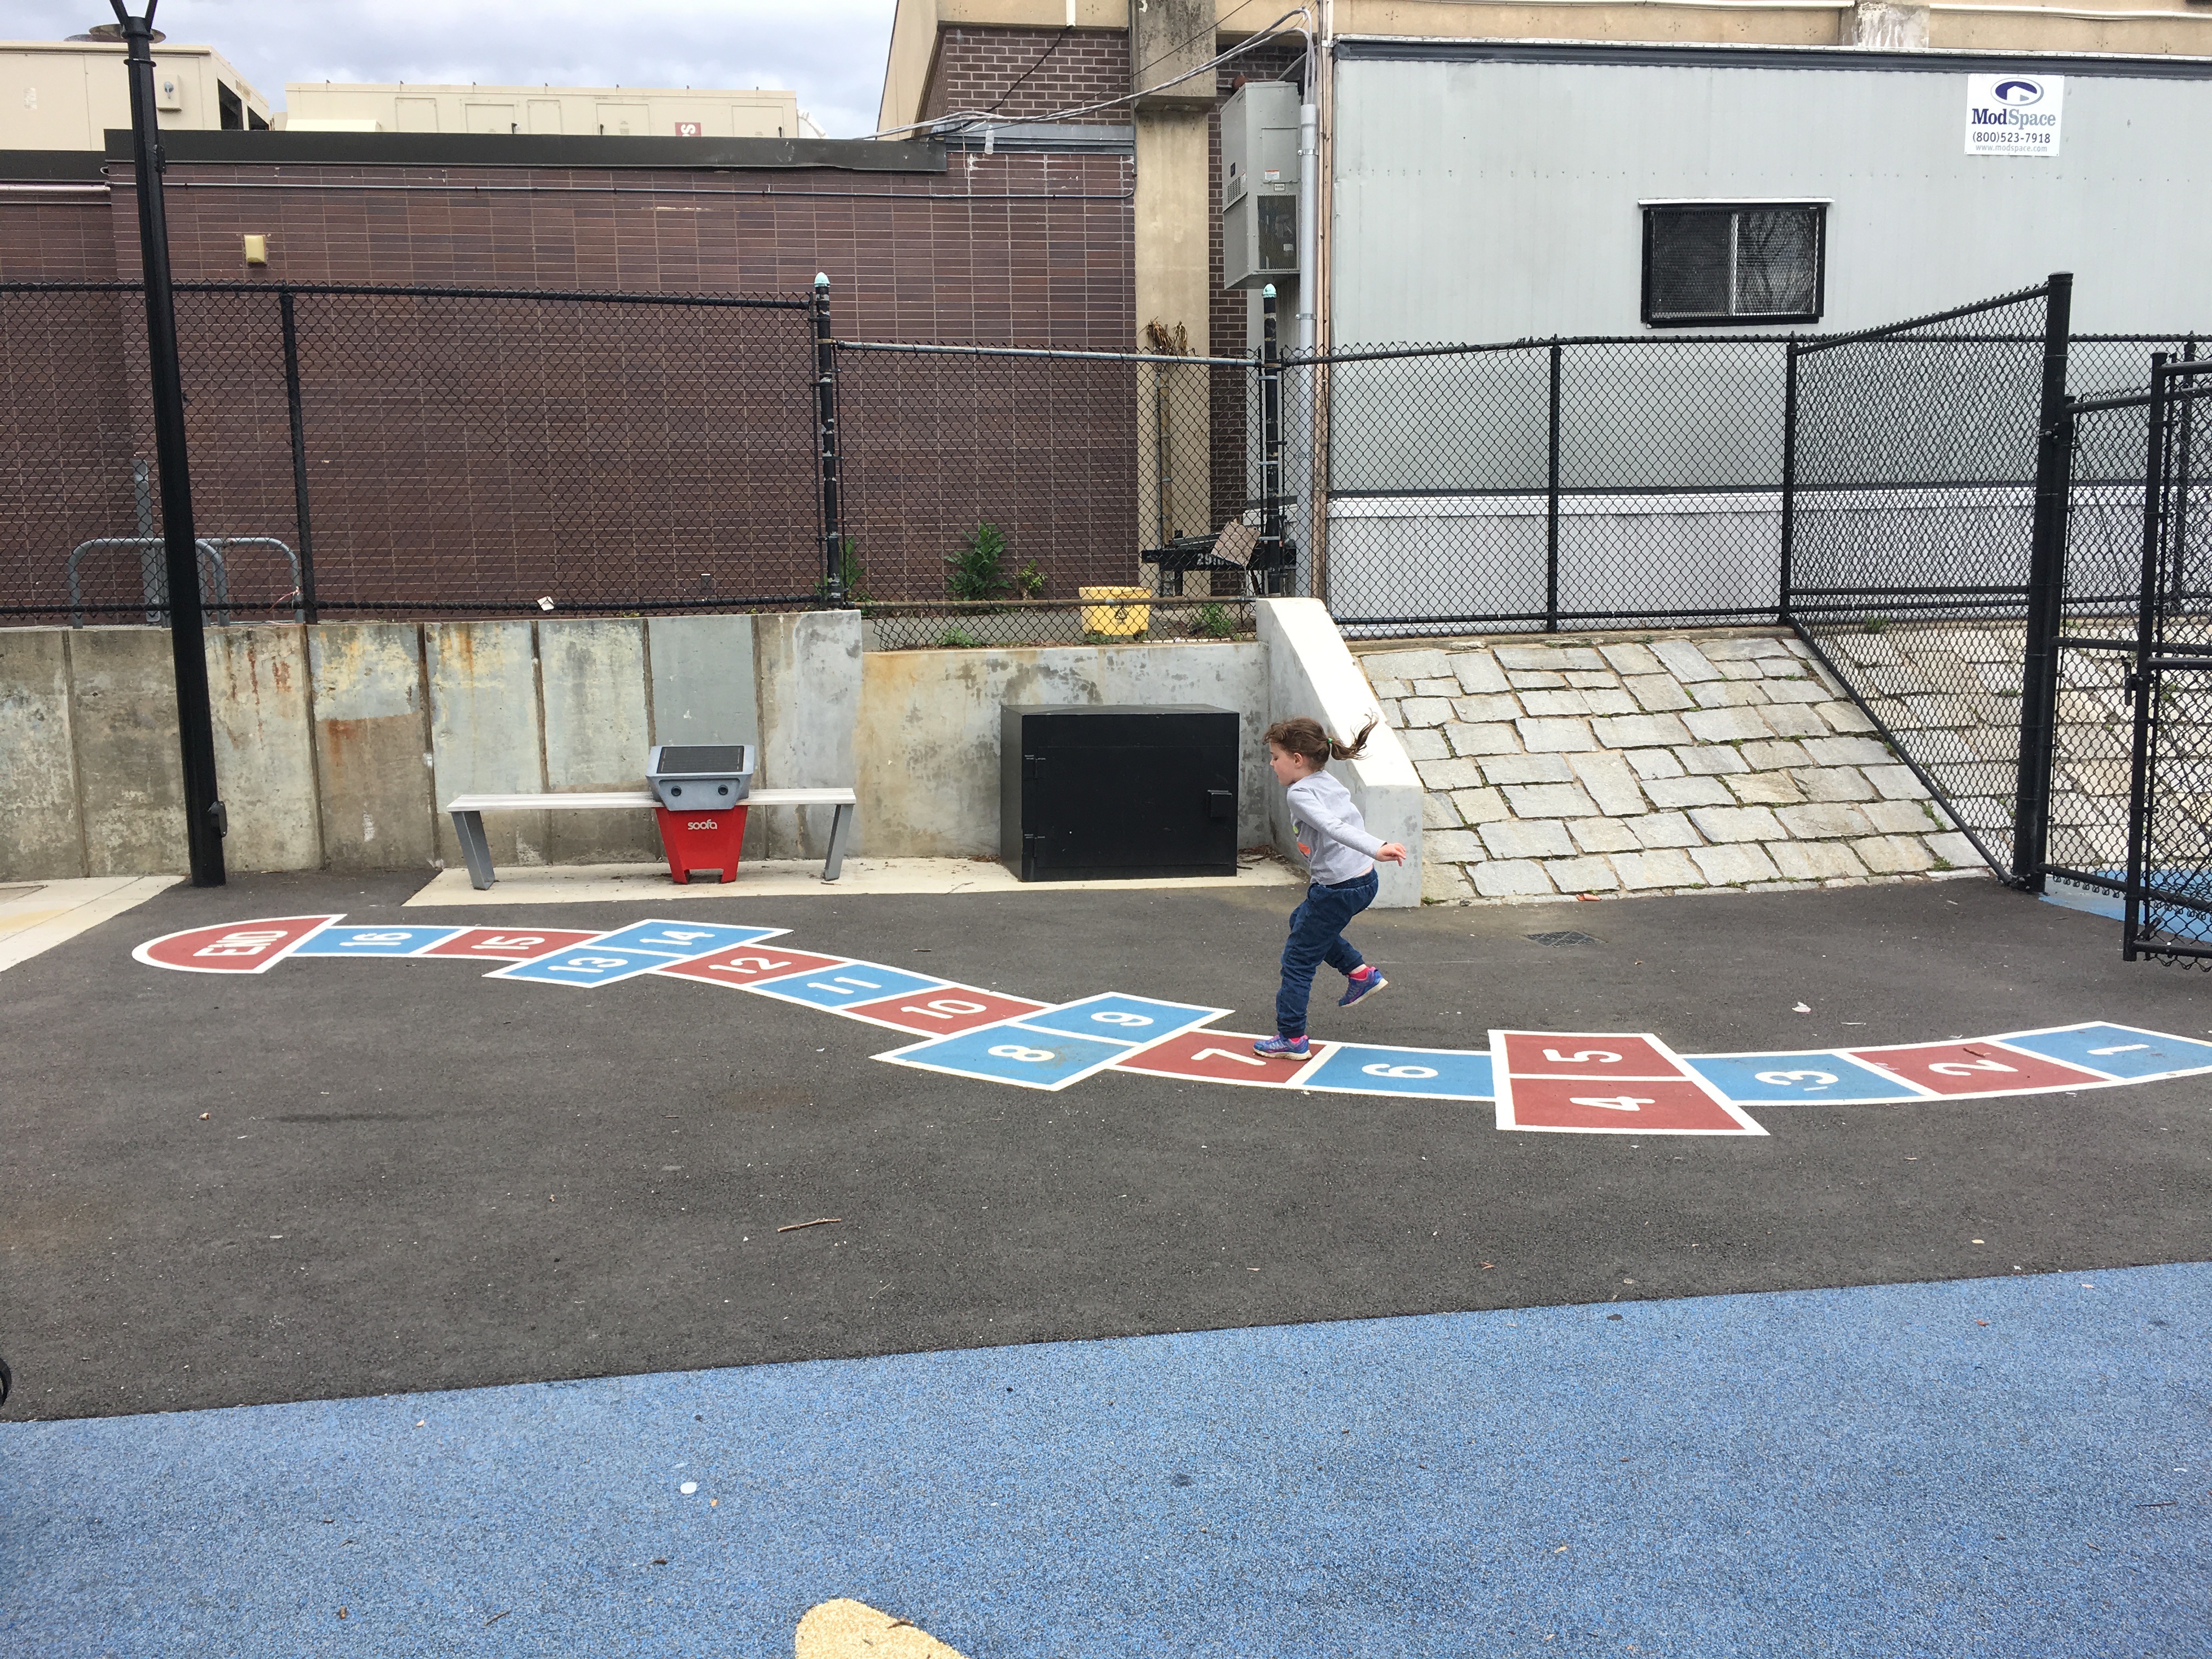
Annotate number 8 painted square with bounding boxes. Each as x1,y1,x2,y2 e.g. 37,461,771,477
874,1024,1133,1091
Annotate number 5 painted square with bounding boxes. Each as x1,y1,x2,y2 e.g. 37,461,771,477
1492,1029,1766,1136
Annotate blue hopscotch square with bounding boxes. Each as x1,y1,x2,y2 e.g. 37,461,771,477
1297,1043,1495,1101
292,926,467,957
749,961,951,1011
584,921,783,959
491,947,689,988
1015,994,1228,1047
1990,1023,2212,1081
1685,1051,1929,1103
877,1022,1132,1091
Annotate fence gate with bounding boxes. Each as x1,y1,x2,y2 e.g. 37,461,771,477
2121,357,2212,964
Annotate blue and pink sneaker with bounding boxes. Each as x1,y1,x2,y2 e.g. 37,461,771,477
1252,1033,1311,1058
1339,966,1388,1007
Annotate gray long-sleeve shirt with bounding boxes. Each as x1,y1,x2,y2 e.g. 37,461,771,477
1286,770,1386,885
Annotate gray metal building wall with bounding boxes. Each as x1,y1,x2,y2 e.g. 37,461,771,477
1330,44,2212,345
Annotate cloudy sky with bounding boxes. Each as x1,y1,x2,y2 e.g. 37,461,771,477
14,1,904,136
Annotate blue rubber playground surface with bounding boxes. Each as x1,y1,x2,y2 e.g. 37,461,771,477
6,1262,2205,1658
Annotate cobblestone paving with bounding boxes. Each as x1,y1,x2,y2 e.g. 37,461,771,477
1358,630,1987,903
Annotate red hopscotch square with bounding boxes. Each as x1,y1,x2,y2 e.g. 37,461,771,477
421,927,602,961
1114,1030,1328,1086
1506,1077,1746,1133
840,988,1047,1036
1499,1031,1686,1080
1842,1041,2107,1098
654,947,850,988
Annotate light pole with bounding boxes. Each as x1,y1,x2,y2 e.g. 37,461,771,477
99,0,225,884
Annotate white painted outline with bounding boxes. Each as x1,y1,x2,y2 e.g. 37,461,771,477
652,943,856,990
828,983,1052,1038
741,954,960,1015
129,915,2212,1123
290,924,472,959
1681,1046,1943,1106
1837,1032,2116,1100
484,920,788,989
131,913,344,975
874,992,1234,1094
1492,1028,1768,1137
1982,1019,2212,1085
420,926,610,962
1013,993,1235,1048
1283,1037,1498,1104
1110,1031,1345,1092
873,1020,1141,1093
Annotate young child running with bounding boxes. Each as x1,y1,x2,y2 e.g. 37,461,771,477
1256,716,1408,1057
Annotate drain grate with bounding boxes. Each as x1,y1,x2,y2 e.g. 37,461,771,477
1525,930,1601,947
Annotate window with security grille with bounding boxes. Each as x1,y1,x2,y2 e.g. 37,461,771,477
1641,204,1825,327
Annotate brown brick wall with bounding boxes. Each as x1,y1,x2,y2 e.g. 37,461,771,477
0,196,119,280
2,151,1143,616
922,28,1133,126
103,156,1135,346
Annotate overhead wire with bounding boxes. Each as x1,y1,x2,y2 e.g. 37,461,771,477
871,9,1313,141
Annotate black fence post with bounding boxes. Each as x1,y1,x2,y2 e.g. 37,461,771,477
1261,284,1285,595
1779,338,1799,626
2120,353,2172,961
1545,342,1562,633
811,273,847,605
2010,270,2074,890
279,290,319,624
116,4,224,886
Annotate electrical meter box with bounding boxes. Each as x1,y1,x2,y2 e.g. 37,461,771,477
1001,705,1239,881
1222,81,1300,289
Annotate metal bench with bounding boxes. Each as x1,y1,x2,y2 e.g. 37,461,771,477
442,788,857,890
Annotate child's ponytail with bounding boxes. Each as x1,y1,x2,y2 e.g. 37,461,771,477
1265,715,1380,766
1329,718,1379,761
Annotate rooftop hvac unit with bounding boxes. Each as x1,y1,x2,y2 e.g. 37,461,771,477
1221,80,1299,290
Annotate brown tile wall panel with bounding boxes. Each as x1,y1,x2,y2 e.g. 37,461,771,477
0,287,142,619
0,197,119,281
3,152,1142,616
923,28,1133,126
101,155,1135,345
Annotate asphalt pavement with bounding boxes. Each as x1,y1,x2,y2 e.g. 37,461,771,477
3,868,2207,1423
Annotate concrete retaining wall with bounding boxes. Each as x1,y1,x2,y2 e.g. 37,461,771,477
857,640,1273,860
4,611,1312,882
0,615,802,881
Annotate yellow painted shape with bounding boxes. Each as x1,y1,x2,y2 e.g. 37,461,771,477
796,1598,968,1659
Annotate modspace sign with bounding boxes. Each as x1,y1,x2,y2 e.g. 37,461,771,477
1966,74,2064,157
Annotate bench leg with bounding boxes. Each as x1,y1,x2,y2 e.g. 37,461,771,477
452,810,496,890
821,802,854,882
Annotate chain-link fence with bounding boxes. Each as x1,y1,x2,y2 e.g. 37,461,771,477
2125,360,2212,963
1286,337,1790,638
1780,276,2205,899
2,279,824,624
833,341,1267,648
1782,282,2064,878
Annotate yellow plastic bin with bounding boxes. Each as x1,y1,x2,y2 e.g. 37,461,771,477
1079,585,1152,639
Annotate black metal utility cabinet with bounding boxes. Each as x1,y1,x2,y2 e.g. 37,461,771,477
1001,705,1239,881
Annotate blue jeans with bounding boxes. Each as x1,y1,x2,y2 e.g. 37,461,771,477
1275,869,1379,1035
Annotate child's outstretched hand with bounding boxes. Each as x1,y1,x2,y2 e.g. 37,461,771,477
1375,842,1409,865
